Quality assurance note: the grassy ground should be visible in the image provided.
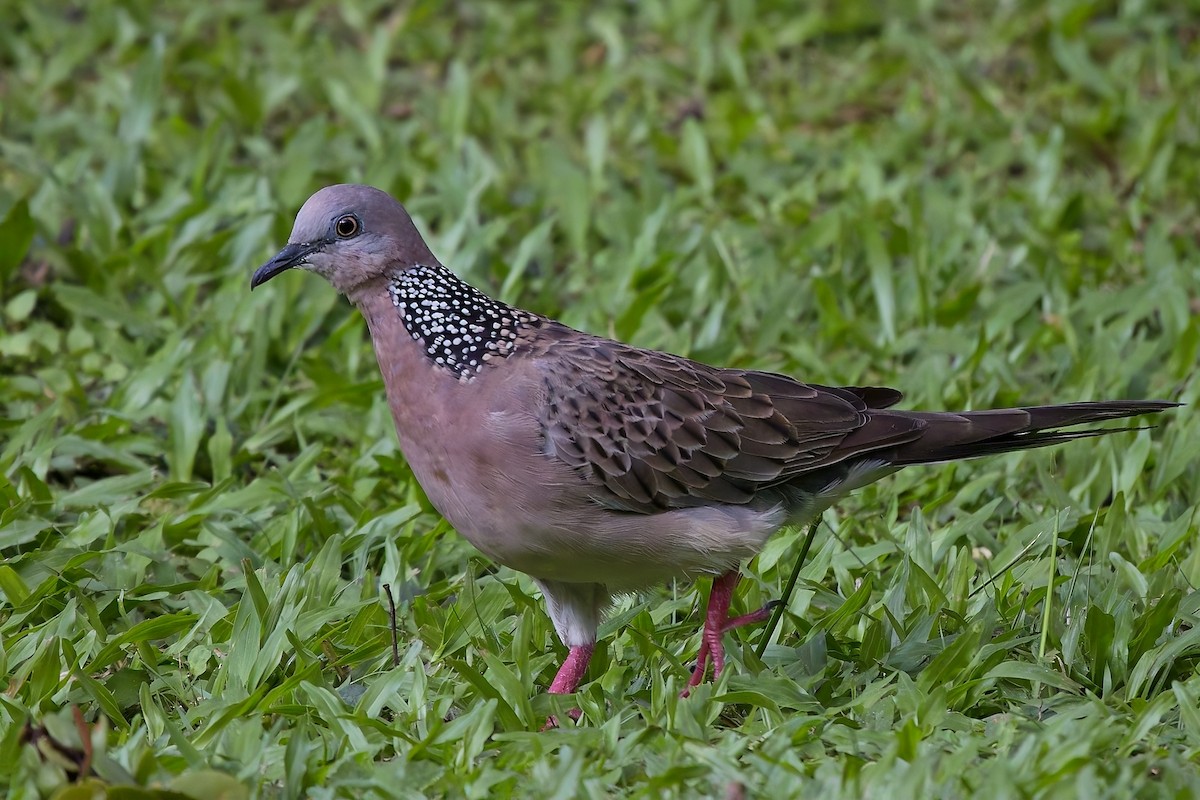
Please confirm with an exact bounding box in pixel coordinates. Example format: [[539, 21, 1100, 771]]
[[2, 1, 1199, 797]]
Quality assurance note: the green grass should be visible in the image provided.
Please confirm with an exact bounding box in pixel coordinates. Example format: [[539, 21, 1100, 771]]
[[2, 1, 1199, 797]]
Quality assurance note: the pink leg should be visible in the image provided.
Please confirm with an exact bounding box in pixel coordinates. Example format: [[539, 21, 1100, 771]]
[[543, 643, 594, 729], [548, 643, 594, 694], [682, 571, 775, 696]]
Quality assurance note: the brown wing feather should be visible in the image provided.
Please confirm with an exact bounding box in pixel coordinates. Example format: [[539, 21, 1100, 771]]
[[536, 329, 890, 512]]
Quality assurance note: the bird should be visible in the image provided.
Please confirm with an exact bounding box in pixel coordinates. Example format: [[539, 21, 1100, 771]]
[[251, 184, 1177, 717]]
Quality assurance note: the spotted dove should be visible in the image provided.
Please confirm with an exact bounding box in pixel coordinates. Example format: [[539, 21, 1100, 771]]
[[252, 184, 1177, 715]]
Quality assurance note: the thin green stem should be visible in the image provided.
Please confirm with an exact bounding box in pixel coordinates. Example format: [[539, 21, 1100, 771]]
[[755, 519, 821, 660]]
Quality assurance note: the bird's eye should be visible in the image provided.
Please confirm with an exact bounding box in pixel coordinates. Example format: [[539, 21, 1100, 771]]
[[335, 215, 360, 238]]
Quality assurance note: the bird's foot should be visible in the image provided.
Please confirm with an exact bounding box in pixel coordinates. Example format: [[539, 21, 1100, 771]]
[[541, 707, 583, 731], [680, 571, 779, 697]]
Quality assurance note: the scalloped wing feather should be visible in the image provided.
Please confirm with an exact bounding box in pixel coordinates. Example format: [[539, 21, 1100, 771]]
[[535, 329, 912, 513]]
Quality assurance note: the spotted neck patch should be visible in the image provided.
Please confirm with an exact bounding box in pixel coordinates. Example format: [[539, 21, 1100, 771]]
[[387, 264, 542, 380]]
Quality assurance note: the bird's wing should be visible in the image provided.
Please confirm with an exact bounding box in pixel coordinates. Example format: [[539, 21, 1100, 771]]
[[534, 327, 924, 513]]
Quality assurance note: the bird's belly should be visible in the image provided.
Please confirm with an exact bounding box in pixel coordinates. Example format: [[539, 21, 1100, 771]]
[[431, 472, 787, 590]]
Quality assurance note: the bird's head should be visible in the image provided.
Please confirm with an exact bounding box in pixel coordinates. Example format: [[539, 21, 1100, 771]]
[[251, 184, 437, 296]]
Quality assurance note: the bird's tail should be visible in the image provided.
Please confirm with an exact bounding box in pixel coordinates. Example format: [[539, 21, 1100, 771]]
[[885, 400, 1179, 466]]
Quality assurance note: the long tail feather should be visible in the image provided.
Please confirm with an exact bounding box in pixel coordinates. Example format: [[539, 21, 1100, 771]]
[[887, 400, 1179, 466]]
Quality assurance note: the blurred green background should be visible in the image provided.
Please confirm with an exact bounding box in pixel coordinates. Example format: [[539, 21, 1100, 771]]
[[1, 1, 1198, 797]]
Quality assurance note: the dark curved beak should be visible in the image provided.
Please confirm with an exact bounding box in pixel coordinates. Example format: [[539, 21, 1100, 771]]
[[250, 241, 319, 290]]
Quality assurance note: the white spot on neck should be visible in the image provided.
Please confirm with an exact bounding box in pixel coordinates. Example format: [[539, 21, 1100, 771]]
[[387, 264, 540, 379]]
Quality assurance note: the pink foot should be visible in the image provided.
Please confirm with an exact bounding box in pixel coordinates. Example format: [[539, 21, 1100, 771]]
[[542, 643, 594, 729], [681, 572, 777, 696]]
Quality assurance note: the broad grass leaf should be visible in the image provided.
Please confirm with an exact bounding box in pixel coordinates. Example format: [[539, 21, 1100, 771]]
[[0, 199, 34, 286], [983, 661, 1080, 693], [88, 613, 199, 673]]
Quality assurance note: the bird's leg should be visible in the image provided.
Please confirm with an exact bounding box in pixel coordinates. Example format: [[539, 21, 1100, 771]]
[[682, 571, 774, 695], [548, 643, 594, 694], [543, 643, 594, 729]]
